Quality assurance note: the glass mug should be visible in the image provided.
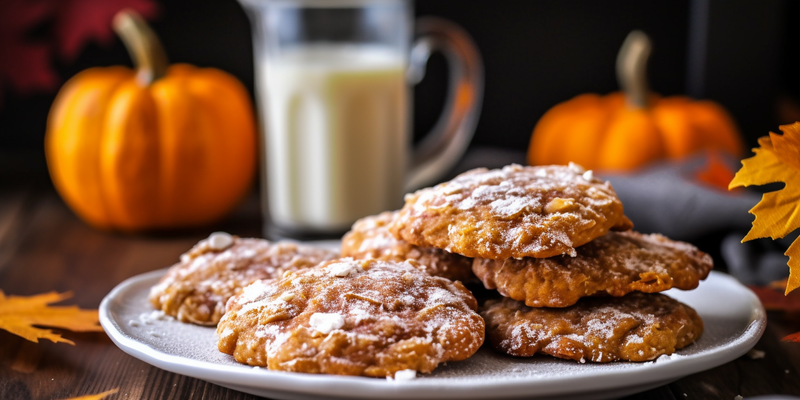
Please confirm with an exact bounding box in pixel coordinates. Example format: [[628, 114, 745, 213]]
[[239, 0, 483, 238]]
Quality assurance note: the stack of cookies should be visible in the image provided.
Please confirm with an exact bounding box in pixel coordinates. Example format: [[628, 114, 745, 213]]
[[346, 163, 712, 363], [149, 162, 713, 379]]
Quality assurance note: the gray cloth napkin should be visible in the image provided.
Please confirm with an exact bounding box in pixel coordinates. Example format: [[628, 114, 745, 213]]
[[604, 156, 758, 241]]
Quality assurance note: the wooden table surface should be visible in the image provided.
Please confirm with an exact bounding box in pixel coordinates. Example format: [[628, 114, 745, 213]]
[[2, 184, 800, 400]]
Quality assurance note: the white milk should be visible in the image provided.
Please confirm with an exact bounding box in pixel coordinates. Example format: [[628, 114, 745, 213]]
[[260, 45, 408, 231]]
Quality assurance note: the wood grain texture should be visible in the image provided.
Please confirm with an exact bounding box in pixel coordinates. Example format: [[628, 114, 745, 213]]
[[0, 186, 798, 400]]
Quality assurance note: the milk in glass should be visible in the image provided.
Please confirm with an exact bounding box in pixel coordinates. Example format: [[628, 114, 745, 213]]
[[261, 45, 408, 231]]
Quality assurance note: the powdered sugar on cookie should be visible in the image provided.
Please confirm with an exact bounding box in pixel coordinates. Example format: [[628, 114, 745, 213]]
[[328, 261, 363, 277], [309, 313, 345, 334]]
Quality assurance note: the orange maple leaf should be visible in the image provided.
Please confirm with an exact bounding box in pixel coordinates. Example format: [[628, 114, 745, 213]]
[[730, 122, 800, 295], [0, 290, 103, 344], [61, 389, 119, 400]]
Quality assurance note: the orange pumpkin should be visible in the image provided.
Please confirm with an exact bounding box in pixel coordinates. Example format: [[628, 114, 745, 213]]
[[45, 11, 256, 231], [528, 31, 745, 171]]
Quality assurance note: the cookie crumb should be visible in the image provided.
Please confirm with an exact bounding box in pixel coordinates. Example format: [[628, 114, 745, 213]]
[[568, 162, 585, 174], [328, 261, 361, 277], [746, 349, 765, 359], [309, 313, 345, 334], [544, 198, 575, 214], [394, 369, 417, 381], [208, 232, 234, 251], [657, 353, 682, 362], [582, 170, 594, 181], [139, 310, 172, 325], [280, 292, 295, 301]]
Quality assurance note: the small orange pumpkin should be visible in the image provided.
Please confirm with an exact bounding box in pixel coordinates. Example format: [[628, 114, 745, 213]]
[[46, 11, 256, 231], [528, 31, 745, 171]]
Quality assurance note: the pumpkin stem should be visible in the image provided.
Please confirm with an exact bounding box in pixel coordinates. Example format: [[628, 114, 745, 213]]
[[113, 10, 169, 86], [616, 30, 651, 109]]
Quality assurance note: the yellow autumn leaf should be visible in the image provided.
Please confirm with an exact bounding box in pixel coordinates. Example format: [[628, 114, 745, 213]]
[[730, 122, 800, 294], [61, 388, 119, 400], [0, 290, 103, 345]]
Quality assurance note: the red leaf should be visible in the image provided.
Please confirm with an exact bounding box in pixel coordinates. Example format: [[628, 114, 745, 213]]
[[0, 0, 53, 37], [0, 40, 58, 96], [748, 284, 800, 312], [54, 0, 159, 61], [750, 282, 800, 344], [0, 0, 58, 98], [783, 331, 800, 343], [694, 152, 738, 192]]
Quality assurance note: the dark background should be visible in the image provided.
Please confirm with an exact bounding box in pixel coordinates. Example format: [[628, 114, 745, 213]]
[[0, 0, 796, 186]]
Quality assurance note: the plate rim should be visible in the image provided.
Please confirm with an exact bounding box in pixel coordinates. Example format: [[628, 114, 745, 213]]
[[99, 269, 766, 399]]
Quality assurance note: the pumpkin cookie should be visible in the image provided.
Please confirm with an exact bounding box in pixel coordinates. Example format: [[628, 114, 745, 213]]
[[472, 230, 713, 308], [390, 164, 632, 260], [149, 232, 338, 326], [341, 211, 475, 283], [217, 258, 485, 378], [481, 293, 703, 362]]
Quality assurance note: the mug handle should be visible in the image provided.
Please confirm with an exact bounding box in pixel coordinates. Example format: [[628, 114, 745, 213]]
[[405, 17, 484, 192]]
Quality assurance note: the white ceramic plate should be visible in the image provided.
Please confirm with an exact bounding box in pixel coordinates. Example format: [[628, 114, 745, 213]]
[[99, 270, 765, 400]]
